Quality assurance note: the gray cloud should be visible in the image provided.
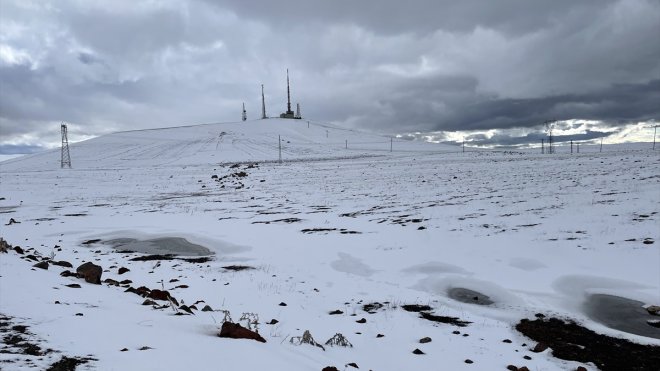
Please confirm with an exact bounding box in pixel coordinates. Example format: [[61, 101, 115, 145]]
[[0, 0, 658, 151]]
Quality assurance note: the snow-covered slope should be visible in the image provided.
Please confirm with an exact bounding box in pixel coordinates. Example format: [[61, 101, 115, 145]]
[[1, 119, 659, 371], [0, 119, 456, 171]]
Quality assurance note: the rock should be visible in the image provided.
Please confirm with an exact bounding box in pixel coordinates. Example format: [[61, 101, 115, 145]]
[[201, 305, 213, 312], [52, 260, 73, 268], [179, 305, 194, 314], [355, 318, 367, 323], [266, 319, 278, 325], [328, 309, 343, 315], [104, 278, 120, 286], [503, 339, 513, 343], [506, 366, 518, 371], [119, 279, 132, 285], [65, 284, 81, 288], [645, 305, 660, 316], [147, 289, 171, 301], [120, 348, 129, 352], [419, 337, 432, 344], [518, 367, 530, 371], [76, 262, 102, 284], [278, 302, 287, 306], [142, 299, 157, 306], [532, 342, 549, 353], [376, 334, 385, 338], [465, 359, 473, 364], [523, 355, 532, 360], [647, 319, 660, 328], [575, 367, 588, 371], [218, 322, 266, 343], [322, 367, 339, 371], [346, 363, 359, 368], [118, 267, 130, 275], [14, 246, 24, 254], [33, 261, 49, 270], [412, 348, 425, 355]]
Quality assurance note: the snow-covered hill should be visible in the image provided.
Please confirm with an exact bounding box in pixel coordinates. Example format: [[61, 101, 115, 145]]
[[1, 119, 457, 171], [1, 119, 659, 370]]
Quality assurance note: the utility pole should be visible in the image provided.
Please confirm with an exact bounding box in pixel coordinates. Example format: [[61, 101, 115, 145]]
[[390, 137, 393, 152], [571, 140, 573, 154], [653, 125, 657, 150], [242, 102, 247, 121], [278, 135, 282, 163], [600, 138, 603, 153], [577, 143, 580, 153], [541, 139, 545, 154], [261, 84, 267, 119], [462, 138, 465, 153], [544, 120, 555, 154], [61, 122, 71, 168], [345, 139, 347, 149]]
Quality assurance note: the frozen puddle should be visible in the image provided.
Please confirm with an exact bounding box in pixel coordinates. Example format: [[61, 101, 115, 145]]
[[448, 287, 494, 306], [103, 237, 213, 256], [584, 294, 660, 339]]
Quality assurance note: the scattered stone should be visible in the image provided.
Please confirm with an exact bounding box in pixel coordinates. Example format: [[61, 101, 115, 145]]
[[362, 302, 384, 313], [266, 319, 279, 325], [33, 261, 49, 270], [401, 304, 432, 312], [147, 289, 172, 302], [179, 305, 194, 315], [523, 356, 531, 360], [576, 367, 588, 371], [52, 260, 73, 268], [142, 299, 157, 306], [328, 309, 343, 315], [65, 284, 81, 288], [104, 278, 120, 286], [201, 305, 213, 312], [506, 366, 518, 371], [322, 367, 339, 371], [503, 339, 513, 343], [532, 342, 549, 353], [419, 311, 471, 327], [419, 337, 432, 344], [118, 267, 130, 275], [14, 246, 24, 254], [646, 305, 660, 316], [138, 346, 152, 351], [465, 359, 473, 364], [120, 348, 128, 352], [76, 262, 102, 284], [75, 313, 83, 316], [647, 319, 660, 328], [222, 265, 254, 271], [119, 279, 132, 285], [518, 367, 530, 371], [356, 318, 367, 323], [279, 302, 287, 306], [219, 322, 266, 343], [376, 334, 385, 338], [346, 362, 359, 368], [412, 348, 425, 355]]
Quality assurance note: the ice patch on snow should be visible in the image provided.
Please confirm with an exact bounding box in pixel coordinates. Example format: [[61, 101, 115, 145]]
[[584, 294, 660, 340], [330, 252, 375, 277], [413, 275, 523, 308]]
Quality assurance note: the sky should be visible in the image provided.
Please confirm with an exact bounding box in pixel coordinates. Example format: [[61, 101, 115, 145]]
[[0, 0, 659, 153]]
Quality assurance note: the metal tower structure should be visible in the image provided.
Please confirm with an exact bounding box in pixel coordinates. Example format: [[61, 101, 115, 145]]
[[61, 122, 71, 168], [261, 84, 267, 119], [286, 69, 292, 115], [242, 102, 247, 121]]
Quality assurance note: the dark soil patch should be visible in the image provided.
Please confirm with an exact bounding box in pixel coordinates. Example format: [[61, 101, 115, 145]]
[[47, 356, 95, 371], [516, 317, 660, 371], [419, 312, 471, 327], [252, 218, 303, 224], [222, 265, 254, 271], [301, 228, 337, 234], [401, 304, 432, 312]]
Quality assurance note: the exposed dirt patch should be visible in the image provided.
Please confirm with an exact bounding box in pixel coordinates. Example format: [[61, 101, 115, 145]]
[[516, 317, 660, 371], [47, 356, 95, 371], [222, 265, 255, 271], [401, 304, 432, 312], [419, 312, 471, 327]]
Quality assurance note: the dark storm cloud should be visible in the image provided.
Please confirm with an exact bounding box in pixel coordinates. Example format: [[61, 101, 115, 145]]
[[462, 130, 612, 147], [1, 0, 658, 151]]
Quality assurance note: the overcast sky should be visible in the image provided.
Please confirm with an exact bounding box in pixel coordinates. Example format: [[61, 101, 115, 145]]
[[1, 0, 659, 153]]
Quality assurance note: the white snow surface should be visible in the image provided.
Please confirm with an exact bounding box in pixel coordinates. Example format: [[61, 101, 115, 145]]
[[1, 118, 659, 370]]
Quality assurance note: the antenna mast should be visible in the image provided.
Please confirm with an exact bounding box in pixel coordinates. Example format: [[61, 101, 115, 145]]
[[286, 68, 292, 114], [242, 102, 247, 121], [261, 84, 267, 119], [61, 122, 72, 168]]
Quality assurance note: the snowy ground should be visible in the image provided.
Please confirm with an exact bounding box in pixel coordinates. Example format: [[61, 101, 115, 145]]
[[1, 119, 659, 370]]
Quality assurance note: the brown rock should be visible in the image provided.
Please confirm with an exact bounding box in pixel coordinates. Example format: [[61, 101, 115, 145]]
[[532, 342, 549, 353], [14, 246, 24, 254], [419, 337, 432, 344], [65, 284, 81, 288], [76, 262, 102, 284], [201, 305, 213, 312], [142, 299, 157, 306], [118, 267, 130, 275], [519, 367, 530, 371], [33, 261, 49, 270], [322, 367, 339, 371], [218, 322, 266, 343], [60, 270, 76, 277], [575, 367, 588, 371], [646, 305, 660, 316], [104, 278, 120, 286], [412, 348, 425, 355], [147, 289, 171, 301], [355, 318, 367, 323], [506, 366, 518, 371], [346, 363, 359, 368]]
